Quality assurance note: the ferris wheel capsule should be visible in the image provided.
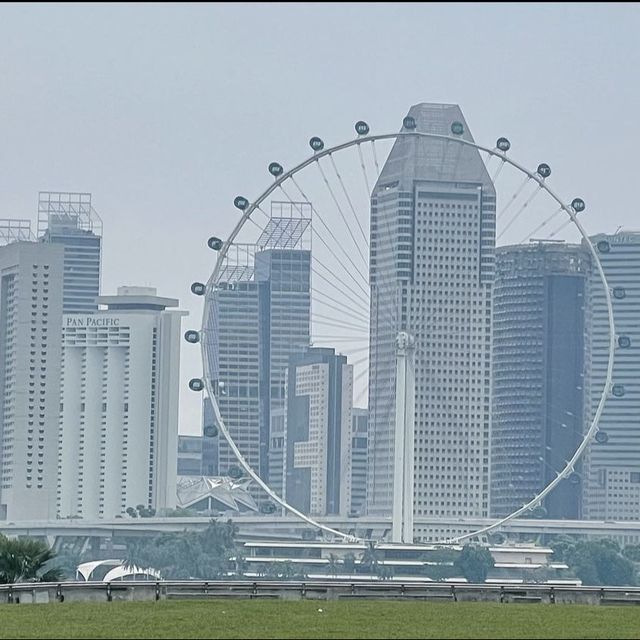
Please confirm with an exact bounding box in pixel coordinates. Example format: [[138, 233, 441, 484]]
[[402, 116, 416, 130], [355, 121, 370, 136], [451, 121, 464, 135], [596, 240, 611, 254], [234, 196, 249, 210], [203, 424, 218, 438], [184, 330, 200, 344], [571, 198, 586, 212], [612, 287, 626, 300], [612, 384, 626, 397], [496, 137, 511, 152], [207, 237, 223, 251], [536, 163, 551, 178], [309, 136, 324, 152], [191, 282, 206, 296], [618, 335, 631, 349], [188, 378, 204, 392], [268, 162, 283, 177], [568, 472, 581, 485], [595, 431, 609, 444]]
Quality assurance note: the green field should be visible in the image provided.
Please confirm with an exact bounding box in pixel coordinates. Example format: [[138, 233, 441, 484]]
[[0, 599, 639, 639]]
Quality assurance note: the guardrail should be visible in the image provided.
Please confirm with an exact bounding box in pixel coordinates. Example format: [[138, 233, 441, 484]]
[[2, 580, 640, 606]]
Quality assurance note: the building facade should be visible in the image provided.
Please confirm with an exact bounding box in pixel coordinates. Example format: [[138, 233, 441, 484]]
[[57, 287, 184, 519], [0, 240, 64, 520], [350, 408, 368, 516], [583, 231, 640, 520], [206, 209, 311, 492], [367, 104, 495, 537], [491, 242, 590, 519], [284, 348, 353, 517], [38, 192, 102, 314]]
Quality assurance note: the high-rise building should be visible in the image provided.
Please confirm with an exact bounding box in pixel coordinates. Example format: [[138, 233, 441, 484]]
[[284, 347, 353, 517], [201, 397, 219, 476], [0, 232, 64, 520], [350, 408, 368, 516], [177, 436, 204, 476], [57, 287, 185, 519], [177, 423, 218, 477], [367, 104, 495, 538], [583, 231, 640, 520], [38, 192, 102, 314], [491, 242, 590, 519], [207, 207, 311, 493]]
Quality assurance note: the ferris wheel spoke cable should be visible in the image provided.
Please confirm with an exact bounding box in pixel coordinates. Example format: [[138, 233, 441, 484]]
[[313, 297, 371, 325], [497, 176, 531, 221], [549, 216, 576, 238], [312, 255, 370, 302], [311, 288, 370, 322], [327, 153, 369, 250], [311, 265, 370, 309], [311, 228, 370, 297], [519, 206, 564, 244], [357, 143, 372, 202], [315, 158, 369, 268], [311, 313, 369, 333], [497, 185, 543, 241], [370, 139, 382, 179], [491, 158, 507, 183], [286, 178, 370, 290]]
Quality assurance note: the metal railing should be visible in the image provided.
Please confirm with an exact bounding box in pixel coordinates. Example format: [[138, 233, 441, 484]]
[[1, 580, 640, 606]]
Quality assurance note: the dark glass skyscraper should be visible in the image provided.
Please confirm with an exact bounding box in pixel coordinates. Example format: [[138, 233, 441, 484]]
[[491, 242, 590, 519]]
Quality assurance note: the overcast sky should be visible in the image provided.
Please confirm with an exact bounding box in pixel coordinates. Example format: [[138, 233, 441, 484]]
[[0, 2, 638, 435]]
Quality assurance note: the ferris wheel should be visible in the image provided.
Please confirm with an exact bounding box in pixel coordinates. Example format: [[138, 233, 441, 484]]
[[185, 110, 620, 545]]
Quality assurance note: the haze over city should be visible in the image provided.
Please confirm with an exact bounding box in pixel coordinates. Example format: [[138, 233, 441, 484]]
[[1, 4, 640, 638]]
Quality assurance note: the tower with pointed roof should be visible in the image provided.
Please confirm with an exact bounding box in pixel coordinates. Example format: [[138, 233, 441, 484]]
[[367, 104, 495, 539]]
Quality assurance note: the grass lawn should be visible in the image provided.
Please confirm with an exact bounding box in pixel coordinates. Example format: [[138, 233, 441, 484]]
[[0, 599, 639, 639]]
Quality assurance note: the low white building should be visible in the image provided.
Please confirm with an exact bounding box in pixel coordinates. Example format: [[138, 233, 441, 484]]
[[57, 286, 186, 519]]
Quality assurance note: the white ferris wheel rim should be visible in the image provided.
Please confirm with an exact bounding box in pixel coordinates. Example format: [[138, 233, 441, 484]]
[[198, 129, 616, 546]]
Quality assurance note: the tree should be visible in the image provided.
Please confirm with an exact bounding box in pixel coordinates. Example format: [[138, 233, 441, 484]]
[[454, 544, 494, 583], [123, 519, 239, 580], [343, 553, 357, 575], [326, 554, 340, 577], [552, 538, 636, 586], [0, 535, 63, 584], [360, 543, 381, 574], [623, 545, 640, 562]]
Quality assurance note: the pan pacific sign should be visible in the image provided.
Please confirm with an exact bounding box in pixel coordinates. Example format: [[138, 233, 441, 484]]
[[64, 316, 120, 328]]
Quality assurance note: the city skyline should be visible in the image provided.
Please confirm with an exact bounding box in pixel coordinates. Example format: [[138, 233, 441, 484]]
[[1, 3, 638, 435]]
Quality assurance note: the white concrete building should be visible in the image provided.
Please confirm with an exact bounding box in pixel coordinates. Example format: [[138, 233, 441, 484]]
[[57, 286, 186, 519], [284, 348, 353, 517], [0, 240, 64, 520]]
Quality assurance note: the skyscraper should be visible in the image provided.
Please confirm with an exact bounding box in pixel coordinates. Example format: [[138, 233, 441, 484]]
[[583, 231, 640, 520], [38, 192, 102, 314], [350, 408, 369, 516], [491, 242, 590, 519], [57, 287, 185, 519], [284, 347, 353, 517], [0, 234, 64, 520], [367, 104, 495, 538], [207, 206, 311, 492]]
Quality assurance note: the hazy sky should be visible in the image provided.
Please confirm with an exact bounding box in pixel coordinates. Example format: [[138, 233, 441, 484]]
[[1, 3, 638, 435]]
